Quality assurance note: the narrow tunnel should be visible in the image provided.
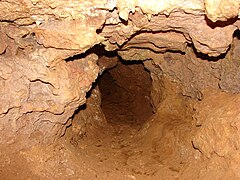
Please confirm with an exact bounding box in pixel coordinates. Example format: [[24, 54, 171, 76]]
[[98, 60, 153, 127], [68, 50, 155, 143], [2, 1, 240, 179], [67, 46, 155, 137], [64, 46, 196, 179]]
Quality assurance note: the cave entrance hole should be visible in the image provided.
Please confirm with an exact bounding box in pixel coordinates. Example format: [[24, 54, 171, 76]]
[[66, 45, 154, 127], [97, 59, 153, 127], [67, 46, 155, 144]]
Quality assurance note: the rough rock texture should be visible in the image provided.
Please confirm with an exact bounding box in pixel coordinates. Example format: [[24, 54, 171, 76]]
[[219, 31, 240, 93], [193, 90, 240, 158], [205, 0, 239, 22], [187, 89, 240, 179], [70, 85, 107, 145], [102, 11, 237, 56], [97, 54, 119, 74], [1, 0, 240, 179], [134, 77, 196, 173], [0, 44, 99, 150]]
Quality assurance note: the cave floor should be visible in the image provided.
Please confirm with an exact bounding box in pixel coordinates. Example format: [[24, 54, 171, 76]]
[[0, 101, 191, 180], [67, 119, 180, 180]]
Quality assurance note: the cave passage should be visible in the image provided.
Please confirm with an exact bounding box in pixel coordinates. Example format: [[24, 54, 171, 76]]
[[98, 60, 153, 127]]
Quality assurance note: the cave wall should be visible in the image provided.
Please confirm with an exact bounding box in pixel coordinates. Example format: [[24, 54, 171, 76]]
[[69, 84, 107, 146], [0, 50, 99, 151], [0, 24, 100, 151], [0, 2, 240, 176]]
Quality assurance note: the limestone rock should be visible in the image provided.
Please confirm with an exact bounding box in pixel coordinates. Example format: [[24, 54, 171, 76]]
[[34, 18, 105, 52], [100, 11, 237, 57], [117, 0, 204, 21], [0, 31, 7, 54], [118, 31, 187, 60], [70, 85, 107, 144], [190, 89, 240, 178], [0, 49, 99, 150], [205, 0, 239, 22], [219, 33, 240, 93]]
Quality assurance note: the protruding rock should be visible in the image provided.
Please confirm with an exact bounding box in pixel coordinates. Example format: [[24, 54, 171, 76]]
[[205, 0, 239, 22]]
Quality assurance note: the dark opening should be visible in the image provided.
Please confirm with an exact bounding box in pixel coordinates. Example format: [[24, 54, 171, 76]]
[[98, 59, 153, 127]]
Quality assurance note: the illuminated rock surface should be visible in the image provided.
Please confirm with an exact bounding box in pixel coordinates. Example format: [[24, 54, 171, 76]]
[[0, 0, 240, 179]]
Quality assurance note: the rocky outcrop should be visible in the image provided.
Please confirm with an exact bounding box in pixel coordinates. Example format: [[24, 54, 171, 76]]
[[190, 89, 240, 179], [101, 8, 238, 57], [0, 45, 99, 151], [205, 0, 239, 22], [70, 85, 107, 145]]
